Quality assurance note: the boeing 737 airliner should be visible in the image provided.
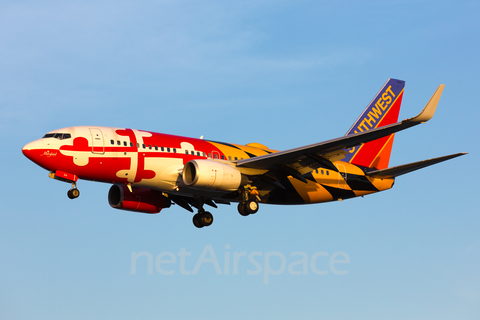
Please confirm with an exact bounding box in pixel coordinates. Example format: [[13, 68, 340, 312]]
[[22, 79, 466, 228]]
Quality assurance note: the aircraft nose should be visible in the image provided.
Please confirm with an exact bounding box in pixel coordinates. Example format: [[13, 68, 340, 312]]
[[22, 140, 44, 160]]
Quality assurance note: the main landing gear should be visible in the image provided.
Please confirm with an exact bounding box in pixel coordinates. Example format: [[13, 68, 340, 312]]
[[237, 186, 260, 216], [186, 187, 261, 228], [192, 210, 214, 228], [67, 182, 80, 199], [238, 200, 259, 216], [191, 198, 214, 228]]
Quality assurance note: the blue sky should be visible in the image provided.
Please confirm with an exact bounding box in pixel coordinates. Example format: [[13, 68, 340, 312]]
[[1, 1, 478, 319]]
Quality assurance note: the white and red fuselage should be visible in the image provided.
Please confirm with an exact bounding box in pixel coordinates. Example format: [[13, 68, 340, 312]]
[[22, 80, 465, 228], [22, 125, 393, 212]]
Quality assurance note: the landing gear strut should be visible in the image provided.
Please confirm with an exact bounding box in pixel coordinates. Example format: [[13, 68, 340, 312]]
[[67, 182, 80, 199]]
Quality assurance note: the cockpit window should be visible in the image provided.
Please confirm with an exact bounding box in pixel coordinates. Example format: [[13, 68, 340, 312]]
[[42, 133, 71, 140]]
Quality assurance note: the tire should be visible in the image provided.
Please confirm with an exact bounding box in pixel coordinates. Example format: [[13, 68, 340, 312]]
[[71, 189, 80, 198], [238, 202, 249, 216], [201, 212, 214, 226], [193, 214, 204, 228]]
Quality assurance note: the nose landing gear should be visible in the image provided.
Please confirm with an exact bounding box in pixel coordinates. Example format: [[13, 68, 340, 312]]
[[48, 171, 80, 199]]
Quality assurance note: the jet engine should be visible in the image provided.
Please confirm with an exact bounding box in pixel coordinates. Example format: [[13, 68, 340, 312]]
[[182, 159, 242, 191], [108, 184, 171, 214]]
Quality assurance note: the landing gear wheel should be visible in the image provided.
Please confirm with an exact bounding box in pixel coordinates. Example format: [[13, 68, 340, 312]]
[[71, 189, 80, 198], [193, 212, 214, 228], [67, 188, 80, 199], [201, 212, 213, 227], [238, 202, 249, 216], [245, 200, 258, 214], [193, 214, 204, 228]]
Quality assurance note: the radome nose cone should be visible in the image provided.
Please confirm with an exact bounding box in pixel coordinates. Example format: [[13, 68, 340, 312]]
[[22, 143, 34, 160], [22, 140, 43, 160]]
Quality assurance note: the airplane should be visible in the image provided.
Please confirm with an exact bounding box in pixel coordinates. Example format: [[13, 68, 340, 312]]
[[22, 79, 466, 228]]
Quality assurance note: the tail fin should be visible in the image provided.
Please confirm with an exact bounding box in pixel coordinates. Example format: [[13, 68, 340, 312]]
[[343, 78, 405, 169]]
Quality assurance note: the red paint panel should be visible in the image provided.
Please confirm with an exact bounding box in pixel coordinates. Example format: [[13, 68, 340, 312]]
[[55, 170, 78, 182]]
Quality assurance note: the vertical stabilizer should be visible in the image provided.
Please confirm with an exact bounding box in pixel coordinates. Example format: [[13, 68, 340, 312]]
[[343, 79, 405, 169]]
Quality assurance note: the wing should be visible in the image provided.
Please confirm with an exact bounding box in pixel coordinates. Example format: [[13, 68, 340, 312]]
[[236, 85, 445, 182]]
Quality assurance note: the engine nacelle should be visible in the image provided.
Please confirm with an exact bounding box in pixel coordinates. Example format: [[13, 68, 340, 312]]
[[108, 184, 171, 214], [182, 159, 242, 191]]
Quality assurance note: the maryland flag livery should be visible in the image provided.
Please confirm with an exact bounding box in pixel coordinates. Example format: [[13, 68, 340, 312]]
[[23, 79, 466, 228]]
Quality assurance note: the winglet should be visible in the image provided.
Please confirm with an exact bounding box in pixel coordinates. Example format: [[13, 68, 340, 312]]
[[408, 84, 444, 123]]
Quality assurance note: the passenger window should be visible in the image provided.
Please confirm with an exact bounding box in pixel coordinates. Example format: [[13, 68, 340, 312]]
[[167, 147, 170, 152], [221, 155, 225, 160], [321, 170, 324, 175], [228, 156, 231, 160], [208, 153, 211, 158], [197, 152, 200, 156], [173, 148, 177, 153], [161, 147, 164, 151], [191, 151, 194, 155], [234, 157, 238, 161], [214, 154, 218, 159], [142, 144, 146, 149], [326, 171, 329, 176], [136, 143, 140, 148], [148, 145, 152, 150], [155, 146, 158, 151], [185, 150, 189, 154], [124, 141, 127, 146], [111, 140, 114, 145], [117, 141, 121, 145], [130, 142, 133, 147], [315, 169, 318, 174]]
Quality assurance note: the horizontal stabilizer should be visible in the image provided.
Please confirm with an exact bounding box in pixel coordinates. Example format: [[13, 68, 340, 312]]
[[366, 153, 467, 178]]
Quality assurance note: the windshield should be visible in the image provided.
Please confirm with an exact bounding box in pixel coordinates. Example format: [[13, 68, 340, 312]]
[[42, 133, 72, 140]]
